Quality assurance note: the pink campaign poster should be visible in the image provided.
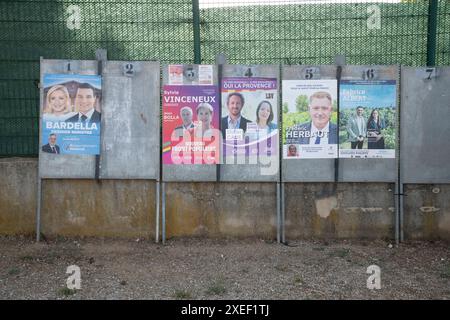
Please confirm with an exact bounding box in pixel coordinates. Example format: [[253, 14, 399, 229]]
[[162, 85, 220, 164]]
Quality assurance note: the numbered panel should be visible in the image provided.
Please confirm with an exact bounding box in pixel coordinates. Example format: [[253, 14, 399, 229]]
[[39, 59, 160, 179], [220, 64, 280, 182], [162, 64, 219, 182], [338, 65, 399, 182], [401, 66, 450, 183], [282, 65, 337, 182], [39, 59, 99, 178], [100, 61, 160, 179]]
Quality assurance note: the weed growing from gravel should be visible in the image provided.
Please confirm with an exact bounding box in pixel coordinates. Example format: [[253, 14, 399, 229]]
[[294, 276, 304, 285], [8, 268, 20, 276], [206, 279, 226, 296], [275, 264, 289, 272], [329, 248, 350, 258], [19, 255, 33, 261], [174, 289, 192, 299], [59, 287, 77, 296], [440, 265, 450, 279]]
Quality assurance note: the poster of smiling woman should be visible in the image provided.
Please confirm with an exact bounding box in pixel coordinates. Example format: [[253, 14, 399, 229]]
[[41, 74, 102, 155]]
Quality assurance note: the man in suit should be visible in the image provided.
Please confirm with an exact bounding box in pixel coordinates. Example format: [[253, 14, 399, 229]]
[[174, 106, 195, 131], [288, 91, 337, 145], [66, 83, 101, 124], [346, 106, 367, 149], [221, 92, 251, 140], [42, 133, 60, 154], [173, 106, 195, 140]]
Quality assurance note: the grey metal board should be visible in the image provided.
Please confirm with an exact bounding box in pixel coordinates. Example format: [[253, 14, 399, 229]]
[[400, 66, 450, 183], [100, 61, 160, 179], [339, 65, 399, 182], [220, 64, 280, 182], [39, 59, 98, 179], [162, 64, 219, 182], [282, 65, 337, 182]]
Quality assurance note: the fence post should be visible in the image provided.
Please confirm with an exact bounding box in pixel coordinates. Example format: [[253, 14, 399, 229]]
[[192, 0, 201, 64], [426, 0, 439, 66]]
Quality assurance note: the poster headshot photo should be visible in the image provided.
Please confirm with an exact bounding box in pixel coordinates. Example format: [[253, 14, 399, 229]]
[[41, 74, 102, 155], [221, 77, 278, 162], [162, 85, 220, 165], [339, 80, 397, 159], [282, 79, 338, 159]]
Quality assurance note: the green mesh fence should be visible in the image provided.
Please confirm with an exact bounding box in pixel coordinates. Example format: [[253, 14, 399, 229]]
[[0, 0, 447, 156], [200, 0, 429, 65], [437, 0, 450, 65]]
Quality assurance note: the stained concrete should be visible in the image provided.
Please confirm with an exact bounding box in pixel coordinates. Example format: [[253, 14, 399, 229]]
[[403, 184, 450, 240], [165, 182, 277, 238], [285, 183, 396, 239], [0, 158, 37, 235], [41, 179, 156, 238], [1, 158, 450, 240], [1, 158, 156, 238]]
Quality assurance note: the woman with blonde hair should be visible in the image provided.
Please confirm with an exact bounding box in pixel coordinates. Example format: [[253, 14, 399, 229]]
[[195, 102, 214, 137], [43, 85, 73, 120]]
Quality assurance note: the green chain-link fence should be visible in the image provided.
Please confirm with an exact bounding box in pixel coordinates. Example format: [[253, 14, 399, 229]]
[[0, 0, 447, 156]]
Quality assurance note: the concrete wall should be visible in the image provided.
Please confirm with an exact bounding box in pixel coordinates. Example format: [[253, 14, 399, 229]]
[[285, 183, 395, 239], [165, 182, 277, 238], [0, 158, 156, 238], [404, 184, 450, 240], [41, 179, 156, 238], [1, 158, 450, 240], [0, 158, 37, 235]]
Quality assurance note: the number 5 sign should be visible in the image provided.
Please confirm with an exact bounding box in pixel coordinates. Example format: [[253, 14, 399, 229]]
[[302, 67, 321, 80]]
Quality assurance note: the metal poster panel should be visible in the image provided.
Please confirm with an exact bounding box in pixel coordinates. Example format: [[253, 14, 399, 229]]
[[41, 74, 102, 155], [400, 66, 450, 183], [162, 85, 220, 165], [339, 80, 397, 159], [99, 60, 160, 179], [221, 77, 278, 164], [282, 79, 338, 159]]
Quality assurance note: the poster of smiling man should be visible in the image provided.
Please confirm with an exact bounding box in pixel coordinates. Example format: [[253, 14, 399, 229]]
[[41, 74, 102, 155], [282, 79, 338, 159]]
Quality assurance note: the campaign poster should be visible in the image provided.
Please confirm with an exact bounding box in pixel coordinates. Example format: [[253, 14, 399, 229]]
[[221, 77, 278, 162], [162, 85, 220, 164], [41, 74, 102, 155], [339, 80, 397, 158], [282, 80, 338, 159]]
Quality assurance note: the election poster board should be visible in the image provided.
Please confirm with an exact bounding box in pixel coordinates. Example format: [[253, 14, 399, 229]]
[[162, 85, 220, 164], [41, 74, 102, 155], [221, 77, 278, 163], [339, 80, 397, 158], [282, 79, 338, 159]]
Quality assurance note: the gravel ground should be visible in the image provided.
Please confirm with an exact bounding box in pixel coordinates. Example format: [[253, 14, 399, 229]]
[[0, 236, 449, 300]]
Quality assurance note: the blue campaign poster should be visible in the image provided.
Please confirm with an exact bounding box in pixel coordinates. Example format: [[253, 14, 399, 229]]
[[41, 74, 102, 155]]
